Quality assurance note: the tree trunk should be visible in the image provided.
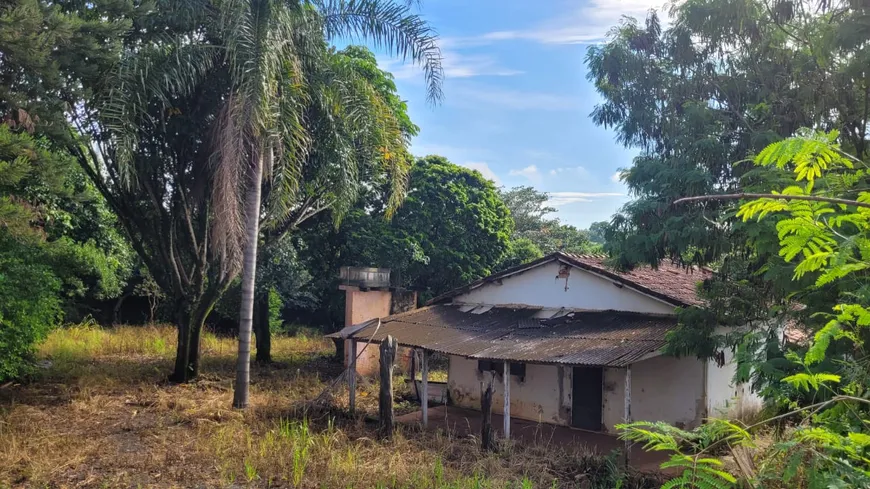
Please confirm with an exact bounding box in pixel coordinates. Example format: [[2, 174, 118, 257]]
[[169, 296, 215, 383], [233, 150, 264, 409], [170, 299, 194, 383], [254, 290, 272, 364]]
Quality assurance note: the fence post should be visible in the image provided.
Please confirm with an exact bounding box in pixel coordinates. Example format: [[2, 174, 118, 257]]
[[378, 335, 398, 438], [480, 375, 494, 451]]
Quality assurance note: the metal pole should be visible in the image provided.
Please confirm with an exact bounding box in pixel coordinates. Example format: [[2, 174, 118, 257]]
[[503, 361, 511, 439], [421, 349, 429, 429]]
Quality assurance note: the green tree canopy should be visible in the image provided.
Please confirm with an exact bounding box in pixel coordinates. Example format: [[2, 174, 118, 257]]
[[497, 186, 598, 265], [0, 123, 132, 380], [298, 154, 513, 327], [586, 0, 870, 372]]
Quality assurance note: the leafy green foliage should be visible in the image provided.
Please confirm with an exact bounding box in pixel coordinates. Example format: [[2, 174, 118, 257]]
[[498, 186, 598, 260], [0, 231, 63, 381], [634, 133, 870, 487], [618, 420, 747, 489], [296, 155, 513, 328], [587, 1, 870, 394], [0, 123, 131, 380], [498, 237, 544, 270]]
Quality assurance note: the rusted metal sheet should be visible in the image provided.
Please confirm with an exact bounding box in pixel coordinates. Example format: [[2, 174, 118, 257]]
[[339, 305, 676, 368]]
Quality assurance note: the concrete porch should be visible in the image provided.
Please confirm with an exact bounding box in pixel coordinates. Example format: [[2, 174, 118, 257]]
[[396, 405, 667, 472]]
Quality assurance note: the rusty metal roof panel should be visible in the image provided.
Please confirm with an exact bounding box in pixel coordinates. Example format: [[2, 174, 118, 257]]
[[342, 305, 676, 367]]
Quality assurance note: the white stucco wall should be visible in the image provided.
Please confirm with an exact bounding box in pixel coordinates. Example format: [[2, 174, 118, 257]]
[[602, 355, 705, 432], [448, 353, 705, 431], [447, 355, 573, 425], [706, 347, 763, 419], [453, 261, 676, 314]]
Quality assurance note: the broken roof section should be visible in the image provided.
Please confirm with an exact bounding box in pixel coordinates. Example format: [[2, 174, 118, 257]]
[[329, 304, 677, 367], [428, 251, 712, 308]]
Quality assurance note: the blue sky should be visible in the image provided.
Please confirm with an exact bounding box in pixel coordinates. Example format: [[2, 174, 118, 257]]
[[373, 0, 666, 229]]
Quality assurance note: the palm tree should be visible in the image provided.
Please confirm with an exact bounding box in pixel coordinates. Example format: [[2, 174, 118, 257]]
[[202, 0, 442, 409], [252, 44, 421, 364], [95, 0, 440, 393]]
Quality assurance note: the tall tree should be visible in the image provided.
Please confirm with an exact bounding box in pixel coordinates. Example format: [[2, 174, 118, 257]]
[[586, 0, 870, 371], [308, 155, 513, 301], [251, 45, 420, 363], [193, 0, 441, 408], [498, 186, 596, 262], [0, 0, 441, 389]]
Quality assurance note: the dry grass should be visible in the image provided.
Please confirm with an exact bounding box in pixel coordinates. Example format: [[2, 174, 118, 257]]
[[0, 324, 660, 488]]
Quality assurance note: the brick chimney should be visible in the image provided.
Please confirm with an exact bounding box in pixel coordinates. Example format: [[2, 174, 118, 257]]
[[339, 267, 417, 376]]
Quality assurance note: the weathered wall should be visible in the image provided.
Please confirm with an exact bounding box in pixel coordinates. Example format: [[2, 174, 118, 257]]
[[454, 261, 675, 314], [390, 289, 418, 314], [448, 354, 706, 432], [343, 287, 392, 376], [706, 346, 763, 419], [447, 355, 572, 425], [602, 355, 705, 432]]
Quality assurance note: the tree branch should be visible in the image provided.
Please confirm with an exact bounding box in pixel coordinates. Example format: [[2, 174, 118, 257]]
[[673, 193, 870, 209]]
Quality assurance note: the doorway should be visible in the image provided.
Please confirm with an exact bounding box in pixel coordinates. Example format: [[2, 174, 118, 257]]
[[572, 366, 603, 430]]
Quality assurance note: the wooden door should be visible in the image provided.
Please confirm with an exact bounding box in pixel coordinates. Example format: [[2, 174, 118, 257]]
[[572, 366, 603, 430]]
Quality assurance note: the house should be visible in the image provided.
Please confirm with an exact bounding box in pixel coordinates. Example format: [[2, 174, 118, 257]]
[[331, 252, 762, 434]]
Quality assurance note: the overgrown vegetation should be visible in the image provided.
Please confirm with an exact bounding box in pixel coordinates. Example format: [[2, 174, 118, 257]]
[[620, 133, 870, 487], [0, 325, 661, 488]]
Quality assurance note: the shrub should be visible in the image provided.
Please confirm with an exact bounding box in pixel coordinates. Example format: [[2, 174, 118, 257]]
[[0, 232, 63, 381]]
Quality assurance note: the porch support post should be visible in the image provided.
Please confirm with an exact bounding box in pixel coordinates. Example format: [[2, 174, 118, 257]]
[[348, 339, 357, 414], [503, 361, 511, 439], [421, 349, 429, 429], [624, 364, 632, 465]]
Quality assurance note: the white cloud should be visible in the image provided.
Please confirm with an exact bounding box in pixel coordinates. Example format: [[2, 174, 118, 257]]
[[457, 0, 667, 46], [546, 191, 624, 206], [378, 39, 522, 81], [610, 171, 623, 183], [550, 166, 591, 178], [462, 161, 501, 185], [452, 85, 582, 111], [509, 164, 542, 182]]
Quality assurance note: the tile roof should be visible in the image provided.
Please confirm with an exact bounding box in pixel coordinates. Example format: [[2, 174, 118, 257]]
[[429, 252, 711, 307], [558, 253, 711, 307], [329, 304, 677, 367]]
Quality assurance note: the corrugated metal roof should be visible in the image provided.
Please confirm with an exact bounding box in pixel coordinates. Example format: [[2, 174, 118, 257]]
[[331, 305, 676, 367]]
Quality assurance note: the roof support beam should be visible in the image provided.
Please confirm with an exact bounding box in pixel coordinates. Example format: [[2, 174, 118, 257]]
[[503, 361, 511, 439], [348, 339, 357, 415], [624, 364, 632, 466], [421, 349, 429, 429]]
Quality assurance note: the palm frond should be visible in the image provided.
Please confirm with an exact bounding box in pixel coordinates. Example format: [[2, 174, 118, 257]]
[[312, 0, 443, 104], [98, 35, 219, 186], [209, 95, 249, 280]]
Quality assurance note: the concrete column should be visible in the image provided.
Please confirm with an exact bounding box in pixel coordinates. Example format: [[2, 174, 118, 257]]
[[503, 361, 511, 439], [340, 285, 392, 376]]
